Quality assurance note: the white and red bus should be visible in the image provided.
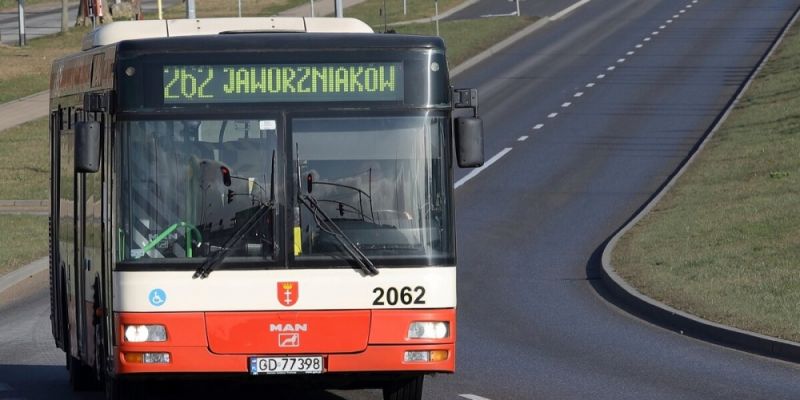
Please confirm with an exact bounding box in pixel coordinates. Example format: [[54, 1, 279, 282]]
[[49, 17, 483, 400]]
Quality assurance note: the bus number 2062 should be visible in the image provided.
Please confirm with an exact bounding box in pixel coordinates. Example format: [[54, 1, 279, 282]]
[[372, 286, 426, 306]]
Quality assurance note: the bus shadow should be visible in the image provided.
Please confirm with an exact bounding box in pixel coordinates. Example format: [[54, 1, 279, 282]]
[[0, 364, 357, 400]]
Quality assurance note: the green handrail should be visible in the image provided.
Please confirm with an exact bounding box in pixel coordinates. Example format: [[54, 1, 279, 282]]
[[139, 222, 203, 258]]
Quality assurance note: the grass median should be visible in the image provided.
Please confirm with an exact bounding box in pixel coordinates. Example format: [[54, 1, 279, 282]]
[[612, 23, 800, 342]]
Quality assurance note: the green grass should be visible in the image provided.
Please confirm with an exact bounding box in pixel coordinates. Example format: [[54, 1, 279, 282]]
[[612, 23, 800, 342], [0, 26, 90, 103], [395, 16, 536, 66], [0, 117, 49, 200], [0, 214, 48, 277], [0, 0, 54, 11], [150, 0, 307, 20], [345, 0, 462, 27]]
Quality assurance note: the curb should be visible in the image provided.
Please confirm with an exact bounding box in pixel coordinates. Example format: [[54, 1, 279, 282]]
[[385, 0, 480, 27], [599, 5, 800, 363], [0, 257, 48, 295]]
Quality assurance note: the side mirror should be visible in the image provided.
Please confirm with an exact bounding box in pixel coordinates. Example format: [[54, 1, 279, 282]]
[[455, 117, 484, 168], [75, 121, 101, 173]]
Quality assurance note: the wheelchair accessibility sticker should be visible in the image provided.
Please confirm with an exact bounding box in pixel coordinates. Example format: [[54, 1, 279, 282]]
[[149, 288, 167, 307]]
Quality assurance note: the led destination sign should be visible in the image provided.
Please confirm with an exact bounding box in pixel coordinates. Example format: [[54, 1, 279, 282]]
[[162, 63, 403, 104]]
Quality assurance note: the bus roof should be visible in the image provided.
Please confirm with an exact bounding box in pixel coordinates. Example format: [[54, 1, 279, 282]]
[[82, 17, 374, 50]]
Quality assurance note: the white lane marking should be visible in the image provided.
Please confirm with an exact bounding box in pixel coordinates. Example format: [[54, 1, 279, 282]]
[[586, 82, 596, 87], [517, 135, 529, 141], [533, 123, 544, 130], [480, 11, 518, 18], [550, 0, 592, 21], [561, 102, 572, 108], [652, 31, 659, 35], [635, 43, 643, 48], [454, 148, 513, 189], [460, 395, 493, 400], [617, 58, 625, 63], [548, 112, 559, 118], [607, 65, 616, 71], [644, 37, 651, 41], [673, 14, 680, 18], [597, 74, 606, 79], [667, 19, 673, 23], [627, 51, 635, 55], [574, 92, 584, 97], [686, 4, 692, 8], [680, 9, 686, 13], [660, 25, 666, 29]]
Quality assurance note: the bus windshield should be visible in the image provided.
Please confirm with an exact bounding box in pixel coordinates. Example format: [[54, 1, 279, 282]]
[[116, 119, 277, 264], [293, 115, 452, 265]]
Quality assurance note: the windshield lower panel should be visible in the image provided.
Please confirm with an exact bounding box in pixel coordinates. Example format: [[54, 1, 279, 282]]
[[292, 114, 454, 267], [116, 119, 278, 268]]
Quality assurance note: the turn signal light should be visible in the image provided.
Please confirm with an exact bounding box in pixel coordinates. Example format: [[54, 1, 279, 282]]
[[124, 352, 171, 364]]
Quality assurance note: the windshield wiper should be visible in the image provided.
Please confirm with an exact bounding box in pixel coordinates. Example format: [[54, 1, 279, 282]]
[[298, 193, 379, 276], [194, 150, 277, 280], [192, 201, 273, 279]]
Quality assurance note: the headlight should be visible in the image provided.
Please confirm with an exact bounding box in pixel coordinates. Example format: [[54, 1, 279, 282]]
[[124, 325, 167, 342], [407, 321, 449, 339]]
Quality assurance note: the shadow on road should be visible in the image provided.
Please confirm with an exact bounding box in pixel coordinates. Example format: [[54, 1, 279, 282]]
[[0, 364, 358, 399]]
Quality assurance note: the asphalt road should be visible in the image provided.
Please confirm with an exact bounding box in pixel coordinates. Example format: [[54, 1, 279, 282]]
[[3, 0, 800, 399]]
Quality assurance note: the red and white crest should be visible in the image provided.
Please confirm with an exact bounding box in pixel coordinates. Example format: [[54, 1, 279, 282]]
[[277, 281, 299, 307]]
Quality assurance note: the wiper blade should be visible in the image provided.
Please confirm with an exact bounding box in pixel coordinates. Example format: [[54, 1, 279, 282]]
[[299, 194, 379, 276], [193, 202, 273, 279]]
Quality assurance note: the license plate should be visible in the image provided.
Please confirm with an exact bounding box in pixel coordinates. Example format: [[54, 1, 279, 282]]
[[249, 356, 324, 375]]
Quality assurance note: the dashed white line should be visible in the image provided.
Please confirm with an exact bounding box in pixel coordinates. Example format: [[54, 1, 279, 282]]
[[607, 66, 616, 71], [561, 102, 572, 108], [548, 112, 559, 118], [635, 43, 643, 48], [460, 395, 492, 400], [667, 19, 673, 23], [644, 37, 651, 41], [617, 58, 626, 63], [652, 31, 659, 35], [517, 135, 529, 141], [533, 123, 544, 130], [680, 9, 686, 13], [454, 148, 513, 189], [586, 82, 596, 88], [660, 25, 667, 29], [627, 51, 635, 55], [686, 4, 692, 8], [673, 14, 680, 18], [574, 92, 584, 97], [597, 74, 606, 79]]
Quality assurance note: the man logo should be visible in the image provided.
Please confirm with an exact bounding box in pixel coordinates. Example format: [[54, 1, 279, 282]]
[[277, 281, 299, 306], [269, 323, 308, 332]]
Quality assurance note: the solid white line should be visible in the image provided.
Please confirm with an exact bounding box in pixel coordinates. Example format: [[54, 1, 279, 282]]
[[562, 102, 572, 108], [548, 112, 559, 118], [586, 82, 596, 88], [460, 395, 492, 400], [574, 92, 584, 97], [533, 123, 544, 130], [550, 0, 592, 21], [481, 11, 518, 18], [517, 135, 529, 141], [454, 148, 513, 189]]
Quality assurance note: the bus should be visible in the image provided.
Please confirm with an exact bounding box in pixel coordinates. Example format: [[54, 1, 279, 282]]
[[49, 17, 483, 400]]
